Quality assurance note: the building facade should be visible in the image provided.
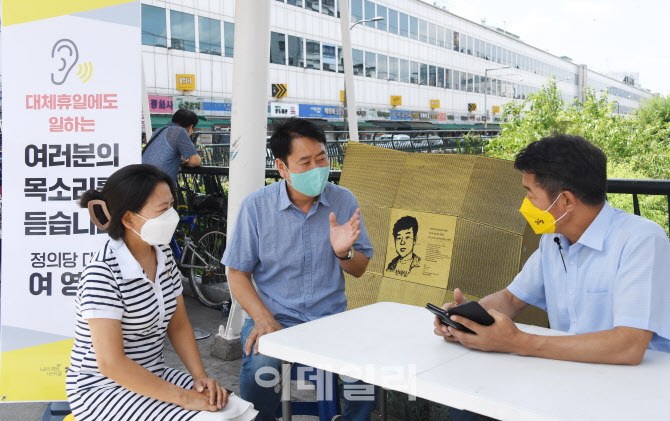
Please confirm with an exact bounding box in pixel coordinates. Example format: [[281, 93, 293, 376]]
[[141, 0, 653, 132]]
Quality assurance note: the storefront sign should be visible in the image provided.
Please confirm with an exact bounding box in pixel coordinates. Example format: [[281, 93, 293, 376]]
[[270, 102, 299, 117], [148, 95, 173, 114], [390, 109, 412, 121], [299, 104, 340, 119]]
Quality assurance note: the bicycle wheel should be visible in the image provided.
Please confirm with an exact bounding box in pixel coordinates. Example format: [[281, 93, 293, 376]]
[[189, 226, 229, 309]]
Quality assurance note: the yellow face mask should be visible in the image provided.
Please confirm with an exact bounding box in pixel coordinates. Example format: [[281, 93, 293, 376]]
[[519, 193, 566, 235]]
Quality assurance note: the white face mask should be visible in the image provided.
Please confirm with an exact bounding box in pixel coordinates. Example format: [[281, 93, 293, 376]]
[[131, 208, 179, 245]]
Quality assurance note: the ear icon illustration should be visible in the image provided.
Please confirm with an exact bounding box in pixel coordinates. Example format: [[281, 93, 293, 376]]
[[51, 39, 79, 85]]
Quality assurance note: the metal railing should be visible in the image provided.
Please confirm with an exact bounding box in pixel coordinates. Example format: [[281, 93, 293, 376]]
[[195, 132, 495, 168], [179, 167, 670, 233]]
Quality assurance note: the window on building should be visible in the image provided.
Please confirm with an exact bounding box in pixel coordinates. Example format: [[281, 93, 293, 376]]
[[198, 16, 221, 55], [364, 1, 375, 27], [461, 72, 467, 91], [410, 61, 419, 84], [453, 70, 460, 90], [420, 63, 428, 85], [485, 43, 491, 60], [474, 38, 480, 58], [467, 73, 474, 92], [400, 59, 409, 83], [437, 26, 444, 48], [496, 46, 502, 64], [287, 35, 304, 67], [388, 9, 398, 34], [474, 75, 480, 93], [445, 29, 452, 50], [399, 12, 408, 37], [428, 23, 436, 45], [305, 0, 319, 12], [141, 4, 167, 47], [377, 54, 388, 79], [224, 22, 234, 57], [466, 36, 473, 55], [389, 57, 399, 81], [419, 19, 427, 43], [270, 32, 286, 65], [376, 5, 387, 30], [365, 51, 376, 77], [409, 16, 418, 40], [170, 10, 195, 52], [491, 44, 497, 62], [438, 67, 445, 88], [446, 68, 452, 89], [351, 0, 363, 22], [322, 43, 336, 71], [322, 0, 335, 16], [306, 40, 320, 69], [287, 0, 303, 7], [429, 65, 436, 87], [353, 49, 364, 75], [497, 79, 502, 96], [338, 45, 344, 73]]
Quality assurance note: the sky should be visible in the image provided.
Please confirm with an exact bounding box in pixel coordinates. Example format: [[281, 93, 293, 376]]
[[424, 0, 670, 95]]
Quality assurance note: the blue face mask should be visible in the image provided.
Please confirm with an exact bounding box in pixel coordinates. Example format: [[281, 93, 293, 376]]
[[284, 163, 330, 197]]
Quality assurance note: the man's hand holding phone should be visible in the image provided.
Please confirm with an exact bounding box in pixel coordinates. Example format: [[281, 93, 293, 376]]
[[433, 288, 469, 342]]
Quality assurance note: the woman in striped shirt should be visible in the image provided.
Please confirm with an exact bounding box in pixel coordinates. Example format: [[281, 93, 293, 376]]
[[66, 165, 247, 420]]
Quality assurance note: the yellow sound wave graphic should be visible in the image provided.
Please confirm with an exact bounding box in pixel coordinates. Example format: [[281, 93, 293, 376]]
[[76, 62, 93, 83]]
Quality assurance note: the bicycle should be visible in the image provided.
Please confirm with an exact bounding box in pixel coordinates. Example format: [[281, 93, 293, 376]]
[[170, 211, 229, 309]]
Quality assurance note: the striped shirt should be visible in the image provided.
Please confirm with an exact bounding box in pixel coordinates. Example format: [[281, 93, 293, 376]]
[[66, 237, 199, 421]]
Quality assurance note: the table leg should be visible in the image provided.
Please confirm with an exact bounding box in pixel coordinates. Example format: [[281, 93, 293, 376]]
[[378, 387, 387, 421], [281, 361, 292, 421]]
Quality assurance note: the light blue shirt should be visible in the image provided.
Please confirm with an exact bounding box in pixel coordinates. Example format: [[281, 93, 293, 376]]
[[508, 202, 670, 352], [222, 180, 373, 328]]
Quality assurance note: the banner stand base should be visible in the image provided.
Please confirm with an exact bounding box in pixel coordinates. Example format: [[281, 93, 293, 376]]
[[40, 402, 71, 421]]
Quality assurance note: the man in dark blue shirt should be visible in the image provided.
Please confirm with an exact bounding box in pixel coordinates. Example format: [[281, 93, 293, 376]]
[[142, 109, 201, 181]]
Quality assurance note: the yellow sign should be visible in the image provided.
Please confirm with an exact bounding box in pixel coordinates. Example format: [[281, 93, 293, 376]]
[[384, 210, 457, 289], [468, 103, 477, 112], [492, 105, 501, 114], [430, 100, 440, 109], [391, 96, 402, 106], [272, 84, 287, 98], [176, 74, 196, 91], [340, 90, 345, 103]]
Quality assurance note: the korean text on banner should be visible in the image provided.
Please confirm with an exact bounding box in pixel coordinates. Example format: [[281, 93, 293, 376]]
[[0, 0, 142, 402]]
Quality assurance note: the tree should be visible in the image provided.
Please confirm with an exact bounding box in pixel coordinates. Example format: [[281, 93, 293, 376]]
[[485, 78, 670, 234]]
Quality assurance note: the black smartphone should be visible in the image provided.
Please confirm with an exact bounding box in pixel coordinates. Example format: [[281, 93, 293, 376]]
[[427, 301, 495, 335]]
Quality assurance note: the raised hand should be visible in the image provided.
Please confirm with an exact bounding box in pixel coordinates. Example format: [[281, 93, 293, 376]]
[[329, 209, 361, 257]]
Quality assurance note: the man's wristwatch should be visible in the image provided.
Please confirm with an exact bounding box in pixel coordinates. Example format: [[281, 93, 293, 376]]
[[336, 246, 355, 261]]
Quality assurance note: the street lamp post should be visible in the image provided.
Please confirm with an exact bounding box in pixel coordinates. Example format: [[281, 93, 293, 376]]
[[340, 15, 384, 140], [484, 66, 511, 130]]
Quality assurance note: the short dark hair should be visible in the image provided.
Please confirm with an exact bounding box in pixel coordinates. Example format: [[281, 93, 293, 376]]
[[270, 118, 327, 163], [393, 216, 419, 239], [514, 134, 607, 206], [79, 164, 175, 240], [172, 109, 199, 128]]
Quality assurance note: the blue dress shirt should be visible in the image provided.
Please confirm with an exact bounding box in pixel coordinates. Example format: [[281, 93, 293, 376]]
[[222, 180, 373, 328], [508, 201, 670, 352]]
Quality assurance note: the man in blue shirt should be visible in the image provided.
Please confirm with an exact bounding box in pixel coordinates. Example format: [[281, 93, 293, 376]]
[[222, 118, 374, 421], [434, 134, 670, 367], [142, 109, 201, 182]]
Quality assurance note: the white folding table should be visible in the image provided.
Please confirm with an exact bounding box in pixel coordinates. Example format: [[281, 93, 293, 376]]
[[258, 302, 670, 421]]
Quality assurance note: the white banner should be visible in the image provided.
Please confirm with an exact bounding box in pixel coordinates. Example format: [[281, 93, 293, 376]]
[[0, 0, 141, 401]]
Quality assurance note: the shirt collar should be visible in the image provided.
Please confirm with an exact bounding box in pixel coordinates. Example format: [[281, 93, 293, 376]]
[[575, 201, 614, 251], [108, 236, 167, 280], [277, 179, 330, 210]]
